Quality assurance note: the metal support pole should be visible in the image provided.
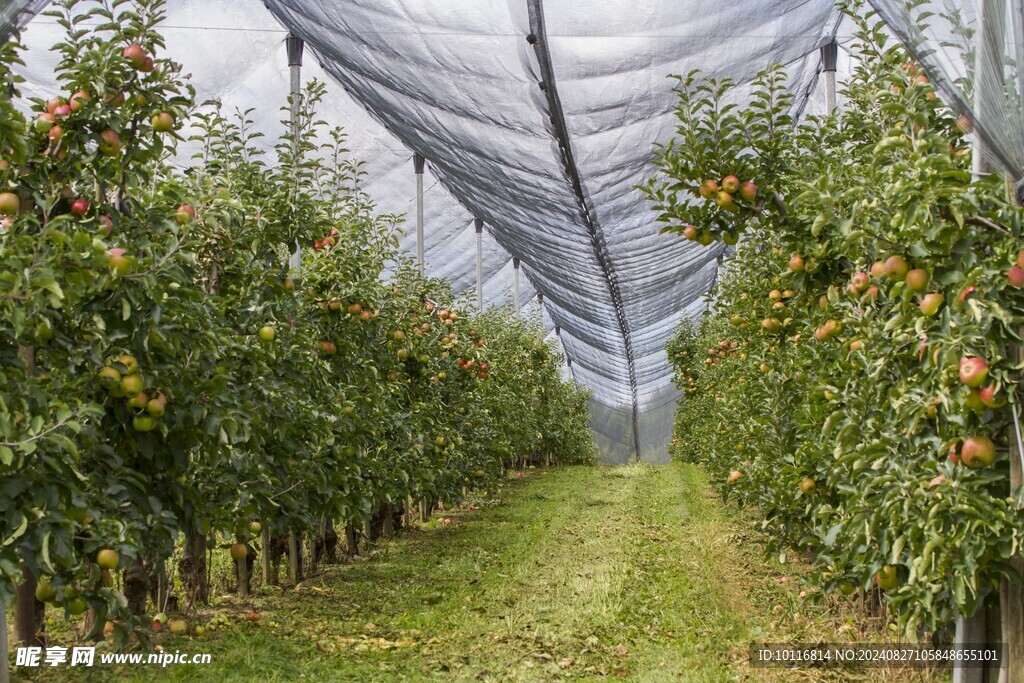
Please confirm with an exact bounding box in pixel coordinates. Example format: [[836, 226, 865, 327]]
[[474, 218, 484, 309], [414, 154, 425, 276], [512, 257, 521, 313], [286, 33, 304, 272], [957, 5, 1006, 681], [821, 40, 838, 114], [973, 1, 1022, 676]]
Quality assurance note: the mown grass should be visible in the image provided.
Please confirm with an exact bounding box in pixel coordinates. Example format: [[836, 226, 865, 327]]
[[11, 463, 945, 682]]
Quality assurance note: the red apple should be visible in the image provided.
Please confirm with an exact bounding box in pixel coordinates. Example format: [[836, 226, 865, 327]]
[[884, 255, 909, 280], [98, 215, 113, 236], [904, 268, 928, 291], [45, 97, 63, 114], [175, 204, 195, 224], [53, 103, 71, 118], [850, 272, 870, 293], [34, 113, 55, 133], [721, 175, 740, 193], [139, 57, 154, 73], [963, 389, 985, 413], [959, 357, 989, 388], [788, 254, 804, 272], [715, 191, 736, 211], [919, 293, 943, 316], [699, 179, 719, 199], [958, 286, 978, 303], [979, 385, 1006, 409], [151, 112, 175, 132], [70, 199, 89, 215], [727, 470, 743, 484], [961, 436, 996, 468], [682, 225, 698, 240], [106, 247, 131, 275], [1008, 266, 1024, 288], [98, 130, 121, 155], [123, 44, 147, 68], [0, 192, 19, 215], [48, 125, 63, 141], [69, 91, 90, 112], [739, 180, 757, 201], [870, 261, 886, 278], [814, 320, 840, 342]]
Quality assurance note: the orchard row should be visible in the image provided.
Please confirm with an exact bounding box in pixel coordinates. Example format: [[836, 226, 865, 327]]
[[646, 13, 1024, 637], [0, 0, 595, 647]]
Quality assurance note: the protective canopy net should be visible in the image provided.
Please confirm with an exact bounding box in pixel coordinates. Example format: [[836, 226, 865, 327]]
[[6, 0, 848, 463], [867, 0, 1024, 197]]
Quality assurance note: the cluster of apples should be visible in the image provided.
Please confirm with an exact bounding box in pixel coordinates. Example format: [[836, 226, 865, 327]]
[[318, 299, 377, 321], [33, 91, 109, 153], [36, 550, 117, 613], [125, 44, 176, 131], [102, 204, 193, 277], [313, 228, 339, 251], [427, 303, 461, 327], [678, 175, 759, 246], [122, 43, 154, 73], [97, 354, 167, 432], [704, 339, 739, 368], [674, 352, 702, 396], [696, 174, 757, 211], [758, 288, 796, 334], [455, 356, 489, 379]]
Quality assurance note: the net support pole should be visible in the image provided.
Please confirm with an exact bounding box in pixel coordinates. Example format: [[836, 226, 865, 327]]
[[821, 40, 838, 114], [411, 152, 423, 274], [286, 33, 304, 272], [474, 218, 484, 309], [955, 3, 1008, 681], [414, 153, 425, 276], [971, 0, 1024, 675], [513, 257, 521, 314]]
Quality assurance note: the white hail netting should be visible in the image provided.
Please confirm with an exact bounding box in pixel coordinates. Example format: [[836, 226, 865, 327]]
[[7, 0, 845, 464], [867, 0, 1024, 193]]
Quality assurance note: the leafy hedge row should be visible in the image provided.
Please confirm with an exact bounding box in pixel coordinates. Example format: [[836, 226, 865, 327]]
[[646, 11, 1024, 637], [0, 0, 594, 642]]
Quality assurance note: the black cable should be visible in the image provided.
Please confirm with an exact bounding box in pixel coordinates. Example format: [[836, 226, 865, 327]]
[[527, 0, 642, 461]]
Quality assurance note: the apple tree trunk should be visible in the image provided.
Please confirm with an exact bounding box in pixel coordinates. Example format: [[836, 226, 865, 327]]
[[13, 565, 43, 646], [181, 528, 208, 606]]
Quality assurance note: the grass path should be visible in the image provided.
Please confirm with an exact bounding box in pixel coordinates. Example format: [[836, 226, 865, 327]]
[[17, 463, 940, 682]]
